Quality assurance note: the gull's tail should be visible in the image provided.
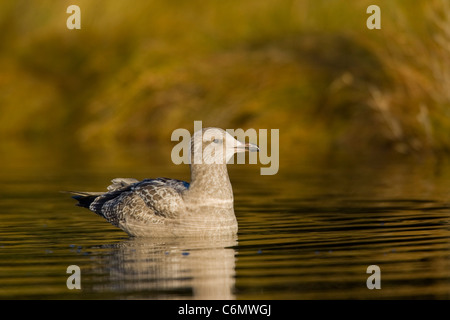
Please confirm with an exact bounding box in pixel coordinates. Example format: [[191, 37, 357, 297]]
[[64, 178, 140, 215], [64, 191, 104, 209]]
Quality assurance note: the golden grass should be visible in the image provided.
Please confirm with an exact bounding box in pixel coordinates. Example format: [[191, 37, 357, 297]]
[[1, 0, 450, 162]]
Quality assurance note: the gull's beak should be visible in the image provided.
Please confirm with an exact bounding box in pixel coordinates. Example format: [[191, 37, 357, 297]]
[[235, 141, 259, 153]]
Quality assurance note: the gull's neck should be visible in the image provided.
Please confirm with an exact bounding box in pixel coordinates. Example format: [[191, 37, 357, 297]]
[[185, 163, 234, 203]]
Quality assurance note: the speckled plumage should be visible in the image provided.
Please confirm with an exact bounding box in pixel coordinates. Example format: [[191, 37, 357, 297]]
[[71, 128, 259, 237]]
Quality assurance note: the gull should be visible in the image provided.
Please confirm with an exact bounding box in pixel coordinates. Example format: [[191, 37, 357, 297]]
[[70, 128, 259, 237]]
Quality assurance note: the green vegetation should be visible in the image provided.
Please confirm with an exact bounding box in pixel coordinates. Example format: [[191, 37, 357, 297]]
[[1, 0, 450, 165]]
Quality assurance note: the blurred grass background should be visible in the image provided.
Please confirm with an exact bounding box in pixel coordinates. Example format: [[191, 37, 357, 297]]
[[1, 0, 450, 168]]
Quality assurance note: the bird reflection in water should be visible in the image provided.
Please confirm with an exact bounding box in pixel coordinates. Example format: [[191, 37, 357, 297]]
[[88, 235, 237, 299]]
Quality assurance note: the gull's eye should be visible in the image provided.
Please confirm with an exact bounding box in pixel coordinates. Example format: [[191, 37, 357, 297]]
[[212, 138, 220, 144]]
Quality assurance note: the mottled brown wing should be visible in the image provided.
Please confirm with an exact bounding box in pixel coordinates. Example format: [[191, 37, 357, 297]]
[[80, 178, 188, 226], [131, 178, 189, 218]]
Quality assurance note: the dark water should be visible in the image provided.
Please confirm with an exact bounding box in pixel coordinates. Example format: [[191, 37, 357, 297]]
[[1, 150, 449, 299]]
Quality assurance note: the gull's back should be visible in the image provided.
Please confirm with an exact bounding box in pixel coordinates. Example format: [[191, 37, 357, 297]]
[[72, 177, 189, 236]]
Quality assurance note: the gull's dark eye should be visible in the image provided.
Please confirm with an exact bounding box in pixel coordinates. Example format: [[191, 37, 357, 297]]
[[212, 138, 220, 144]]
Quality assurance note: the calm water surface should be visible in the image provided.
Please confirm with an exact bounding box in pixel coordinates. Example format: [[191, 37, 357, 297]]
[[1, 151, 449, 299]]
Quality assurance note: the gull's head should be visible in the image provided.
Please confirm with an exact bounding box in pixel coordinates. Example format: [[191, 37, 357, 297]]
[[190, 127, 259, 165]]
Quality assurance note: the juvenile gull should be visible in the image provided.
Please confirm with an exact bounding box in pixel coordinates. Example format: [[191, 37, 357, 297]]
[[71, 128, 259, 237]]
